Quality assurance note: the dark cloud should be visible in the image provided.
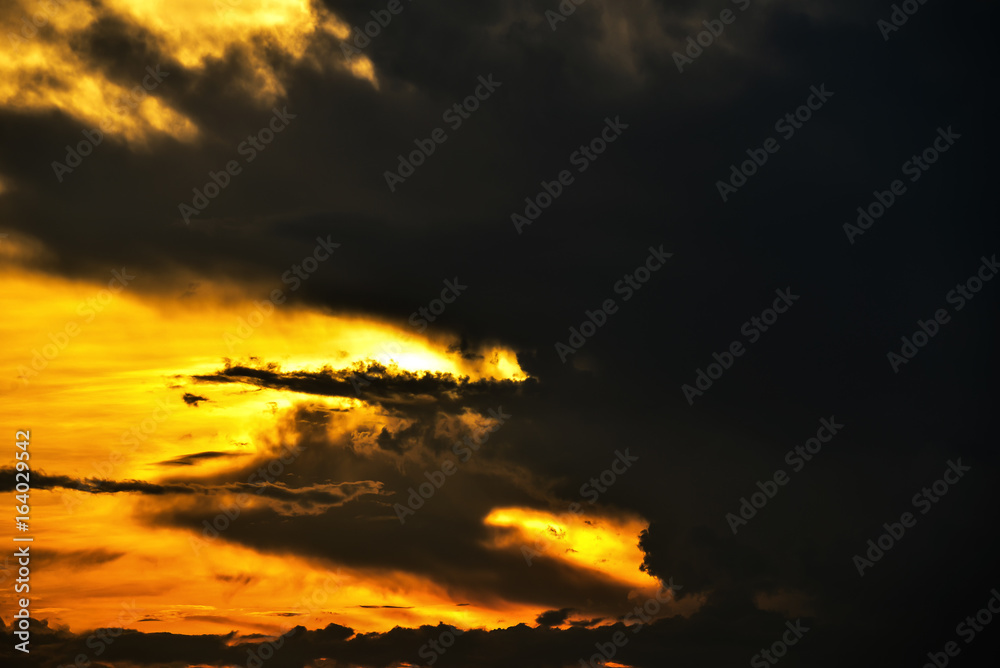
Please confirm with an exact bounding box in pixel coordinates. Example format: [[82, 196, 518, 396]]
[[192, 361, 533, 417], [568, 617, 604, 628], [0, 615, 797, 668], [182, 393, 209, 406], [0, 467, 383, 516], [534, 608, 573, 627], [358, 605, 414, 610], [157, 450, 235, 466], [3, 0, 998, 665], [32, 549, 126, 568]]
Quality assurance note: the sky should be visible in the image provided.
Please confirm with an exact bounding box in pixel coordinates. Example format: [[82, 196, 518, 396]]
[[0, 0, 998, 667]]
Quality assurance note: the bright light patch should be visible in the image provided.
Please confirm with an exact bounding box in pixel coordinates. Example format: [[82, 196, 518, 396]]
[[484, 507, 662, 593]]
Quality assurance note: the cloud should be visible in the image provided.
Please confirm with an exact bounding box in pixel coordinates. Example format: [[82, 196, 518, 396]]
[[534, 607, 573, 627], [192, 360, 531, 416], [2, 0, 997, 664], [0, 0, 373, 146], [157, 451, 235, 466], [0, 467, 383, 516], [0, 615, 794, 668], [32, 548, 126, 568], [182, 393, 209, 406]]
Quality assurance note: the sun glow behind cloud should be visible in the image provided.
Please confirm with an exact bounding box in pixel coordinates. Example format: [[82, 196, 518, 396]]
[[484, 507, 662, 594], [0, 261, 538, 634], [0, 240, 669, 639]]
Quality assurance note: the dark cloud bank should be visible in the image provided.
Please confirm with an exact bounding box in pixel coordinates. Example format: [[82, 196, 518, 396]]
[[3, 0, 1000, 666]]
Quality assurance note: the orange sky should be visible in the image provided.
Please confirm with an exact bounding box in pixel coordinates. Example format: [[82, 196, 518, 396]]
[[0, 251, 681, 638]]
